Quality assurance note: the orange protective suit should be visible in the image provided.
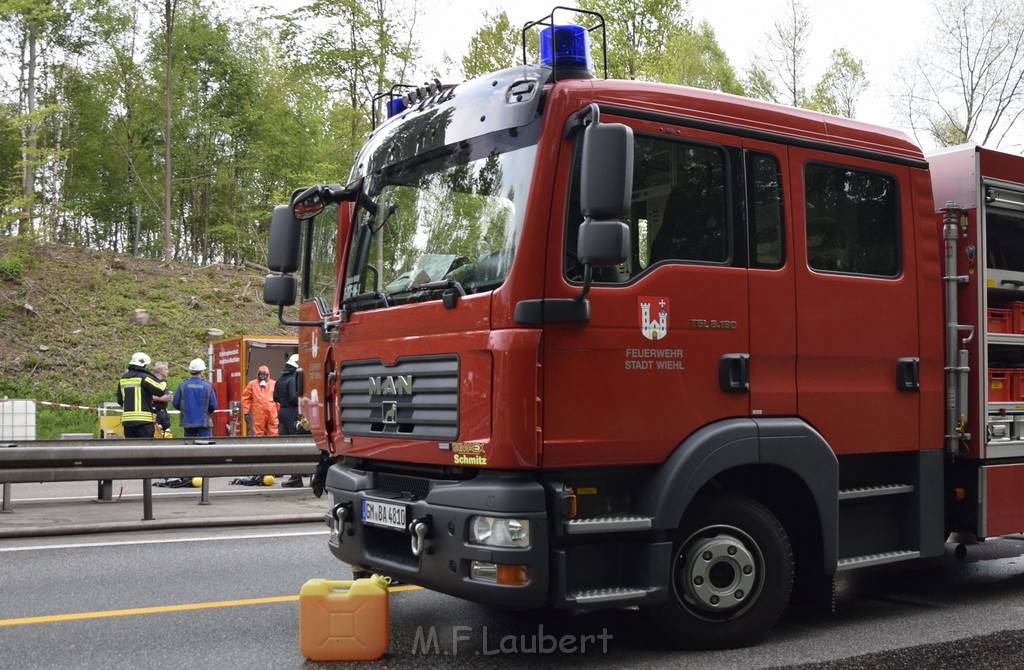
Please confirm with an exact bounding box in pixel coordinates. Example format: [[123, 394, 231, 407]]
[[241, 365, 279, 435]]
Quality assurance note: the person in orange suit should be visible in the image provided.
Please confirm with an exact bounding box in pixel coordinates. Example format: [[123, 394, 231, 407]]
[[233, 365, 281, 486], [241, 365, 279, 436]]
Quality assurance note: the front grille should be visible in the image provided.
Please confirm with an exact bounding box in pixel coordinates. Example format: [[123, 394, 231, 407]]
[[375, 472, 431, 499], [339, 355, 459, 440]]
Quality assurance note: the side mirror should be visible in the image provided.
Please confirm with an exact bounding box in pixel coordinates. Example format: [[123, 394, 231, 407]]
[[263, 274, 297, 307], [267, 205, 302, 273], [578, 219, 629, 266], [580, 122, 633, 219], [292, 185, 327, 220], [578, 122, 632, 267]]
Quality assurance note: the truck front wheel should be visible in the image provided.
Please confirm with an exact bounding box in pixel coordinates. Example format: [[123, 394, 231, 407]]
[[646, 491, 793, 649]]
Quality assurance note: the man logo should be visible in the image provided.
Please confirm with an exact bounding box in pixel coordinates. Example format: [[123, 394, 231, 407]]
[[368, 375, 413, 396], [382, 401, 398, 425]]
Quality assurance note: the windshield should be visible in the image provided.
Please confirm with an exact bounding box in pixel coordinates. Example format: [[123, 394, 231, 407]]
[[343, 127, 538, 309]]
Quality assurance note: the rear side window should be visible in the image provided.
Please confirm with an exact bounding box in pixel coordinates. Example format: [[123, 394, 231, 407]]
[[804, 164, 899, 277]]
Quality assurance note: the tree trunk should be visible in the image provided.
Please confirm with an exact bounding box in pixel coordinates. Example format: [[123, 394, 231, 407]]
[[20, 19, 38, 237], [163, 0, 175, 263]]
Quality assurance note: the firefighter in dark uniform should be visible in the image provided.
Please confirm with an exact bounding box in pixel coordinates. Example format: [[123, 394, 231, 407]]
[[117, 352, 172, 438], [274, 353, 304, 487]]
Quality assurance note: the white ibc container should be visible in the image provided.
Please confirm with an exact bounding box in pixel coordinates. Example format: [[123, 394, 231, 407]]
[[0, 399, 36, 440]]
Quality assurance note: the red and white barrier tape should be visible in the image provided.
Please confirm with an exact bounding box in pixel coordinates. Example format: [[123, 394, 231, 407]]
[[37, 401, 121, 412], [0, 400, 179, 414]]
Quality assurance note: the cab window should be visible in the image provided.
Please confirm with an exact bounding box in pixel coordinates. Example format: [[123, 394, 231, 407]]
[[565, 133, 729, 283]]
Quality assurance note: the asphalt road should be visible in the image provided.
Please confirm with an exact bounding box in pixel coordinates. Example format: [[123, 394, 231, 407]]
[[2, 485, 1024, 669]]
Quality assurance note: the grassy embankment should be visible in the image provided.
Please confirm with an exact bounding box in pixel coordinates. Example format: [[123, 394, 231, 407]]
[[0, 236, 292, 439]]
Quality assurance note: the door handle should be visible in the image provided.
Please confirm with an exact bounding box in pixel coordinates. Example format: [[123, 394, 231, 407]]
[[719, 354, 750, 393], [896, 357, 920, 392]]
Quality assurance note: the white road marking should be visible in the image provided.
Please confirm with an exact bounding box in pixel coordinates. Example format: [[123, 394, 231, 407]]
[[0, 529, 329, 553]]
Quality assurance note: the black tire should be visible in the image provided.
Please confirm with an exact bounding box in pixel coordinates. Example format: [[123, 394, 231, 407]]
[[645, 491, 793, 649], [350, 567, 373, 581]]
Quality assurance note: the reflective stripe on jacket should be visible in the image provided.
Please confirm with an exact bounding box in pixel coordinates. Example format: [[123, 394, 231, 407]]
[[117, 367, 167, 425]]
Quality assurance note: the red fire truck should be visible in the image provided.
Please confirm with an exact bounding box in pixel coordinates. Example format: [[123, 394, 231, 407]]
[[263, 9, 1024, 648], [209, 335, 297, 436]]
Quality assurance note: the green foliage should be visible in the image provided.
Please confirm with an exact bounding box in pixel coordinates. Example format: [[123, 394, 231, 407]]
[[0, 103, 20, 219], [577, 0, 689, 81], [656, 20, 744, 95], [36, 407, 99, 440], [0, 253, 23, 278], [461, 10, 519, 79], [0, 236, 33, 277], [808, 48, 868, 118]]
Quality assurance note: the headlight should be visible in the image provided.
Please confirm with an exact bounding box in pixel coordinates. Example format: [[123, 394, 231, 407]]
[[468, 516, 530, 548]]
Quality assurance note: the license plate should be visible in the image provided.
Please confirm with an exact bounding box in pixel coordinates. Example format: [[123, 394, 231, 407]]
[[362, 498, 407, 531]]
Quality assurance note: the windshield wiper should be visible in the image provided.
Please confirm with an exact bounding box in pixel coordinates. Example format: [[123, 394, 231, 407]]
[[416, 279, 466, 294], [388, 279, 466, 309], [341, 290, 391, 317]]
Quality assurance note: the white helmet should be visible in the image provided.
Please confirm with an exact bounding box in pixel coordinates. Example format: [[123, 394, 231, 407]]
[[287, 353, 299, 368], [188, 358, 207, 372], [130, 352, 151, 368]]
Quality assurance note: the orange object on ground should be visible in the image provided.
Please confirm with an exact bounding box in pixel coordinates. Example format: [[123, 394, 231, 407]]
[[299, 575, 390, 661]]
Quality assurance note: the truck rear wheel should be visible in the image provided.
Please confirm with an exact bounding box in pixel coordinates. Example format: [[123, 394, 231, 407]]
[[646, 491, 793, 649]]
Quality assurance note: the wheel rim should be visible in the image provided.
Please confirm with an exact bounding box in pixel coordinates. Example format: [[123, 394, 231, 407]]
[[673, 524, 764, 621]]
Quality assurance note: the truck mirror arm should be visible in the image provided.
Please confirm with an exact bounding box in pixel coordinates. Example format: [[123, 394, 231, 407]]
[[275, 304, 331, 329]]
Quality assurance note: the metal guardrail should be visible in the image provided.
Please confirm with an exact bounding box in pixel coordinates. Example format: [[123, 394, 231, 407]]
[[0, 436, 319, 519]]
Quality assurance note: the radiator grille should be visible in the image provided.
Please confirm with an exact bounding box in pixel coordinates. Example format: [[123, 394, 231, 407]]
[[375, 472, 431, 499], [339, 355, 459, 440]]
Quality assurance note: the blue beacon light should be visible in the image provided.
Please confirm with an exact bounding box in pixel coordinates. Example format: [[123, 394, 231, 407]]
[[539, 25, 592, 74], [386, 97, 406, 119]]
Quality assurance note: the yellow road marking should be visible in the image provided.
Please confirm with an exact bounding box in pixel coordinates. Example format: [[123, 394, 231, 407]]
[[0, 585, 421, 627]]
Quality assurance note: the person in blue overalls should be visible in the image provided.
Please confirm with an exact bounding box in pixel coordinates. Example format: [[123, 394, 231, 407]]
[[173, 358, 217, 438]]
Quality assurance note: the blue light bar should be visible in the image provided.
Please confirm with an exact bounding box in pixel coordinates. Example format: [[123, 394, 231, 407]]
[[540, 25, 592, 72], [386, 98, 406, 118]]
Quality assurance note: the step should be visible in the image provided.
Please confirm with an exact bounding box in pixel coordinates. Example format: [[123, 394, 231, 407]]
[[838, 484, 914, 501], [836, 550, 921, 571], [566, 587, 649, 605], [564, 515, 653, 535]]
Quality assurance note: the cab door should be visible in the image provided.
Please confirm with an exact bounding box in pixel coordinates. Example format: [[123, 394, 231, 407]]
[[788, 148, 920, 455], [541, 118, 750, 468]]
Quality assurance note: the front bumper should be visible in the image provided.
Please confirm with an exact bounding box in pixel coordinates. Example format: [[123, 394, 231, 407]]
[[323, 462, 550, 609]]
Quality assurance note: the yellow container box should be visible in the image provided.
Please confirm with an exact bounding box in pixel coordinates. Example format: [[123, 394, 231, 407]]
[[299, 576, 390, 661]]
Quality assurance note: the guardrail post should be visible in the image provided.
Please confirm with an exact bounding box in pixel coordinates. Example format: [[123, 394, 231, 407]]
[[199, 477, 211, 505], [142, 479, 154, 521], [97, 480, 113, 502], [2, 483, 11, 513]]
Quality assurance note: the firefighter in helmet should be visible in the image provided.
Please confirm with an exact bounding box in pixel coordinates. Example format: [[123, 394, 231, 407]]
[[172, 358, 218, 438], [275, 353, 305, 488], [117, 352, 172, 438]]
